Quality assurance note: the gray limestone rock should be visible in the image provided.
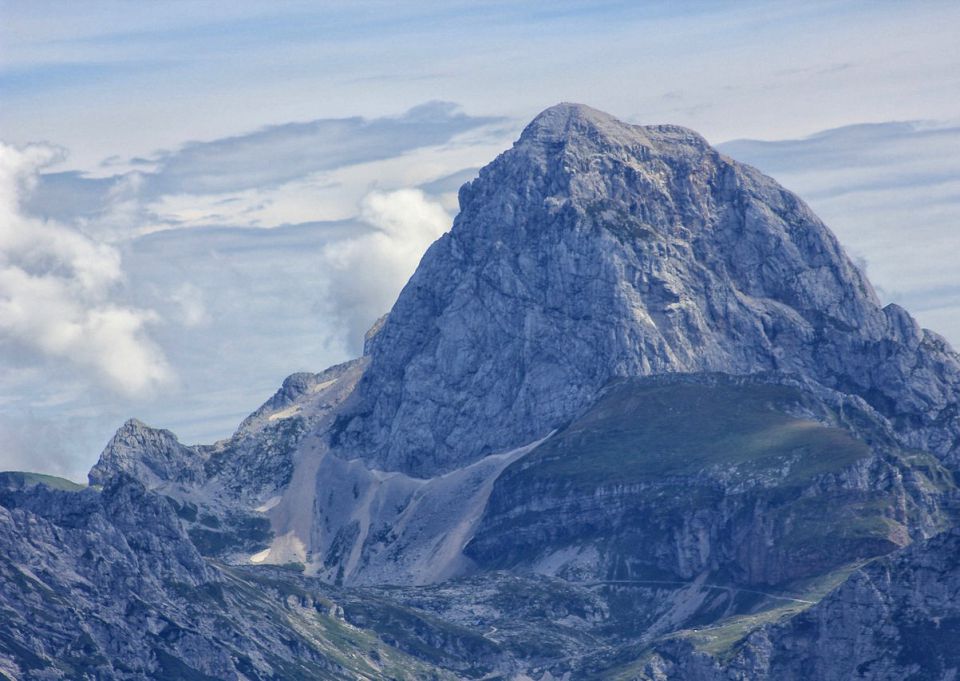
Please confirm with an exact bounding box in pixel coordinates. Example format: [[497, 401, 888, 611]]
[[333, 103, 960, 477], [632, 527, 960, 680]]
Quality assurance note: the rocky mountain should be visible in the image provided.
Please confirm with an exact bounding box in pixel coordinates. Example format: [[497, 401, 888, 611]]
[[0, 472, 464, 680], [2, 103, 960, 679], [335, 103, 960, 476]]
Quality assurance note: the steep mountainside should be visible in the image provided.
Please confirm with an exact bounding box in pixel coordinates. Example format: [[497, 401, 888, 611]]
[[2, 104, 960, 679], [628, 527, 960, 681], [334, 104, 960, 477], [0, 474, 469, 680]]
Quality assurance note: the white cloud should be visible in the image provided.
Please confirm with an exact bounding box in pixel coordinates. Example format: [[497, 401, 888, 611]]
[[320, 188, 452, 349], [0, 142, 172, 398]]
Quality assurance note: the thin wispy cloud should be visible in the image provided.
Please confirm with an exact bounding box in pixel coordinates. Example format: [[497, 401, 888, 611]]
[[23, 102, 506, 237], [3, 2, 958, 169], [144, 101, 502, 196]]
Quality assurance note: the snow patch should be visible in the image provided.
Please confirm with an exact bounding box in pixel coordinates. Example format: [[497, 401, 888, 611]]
[[250, 548, 271, 564], [268, 405, 301, 421], [310, 378, 337, 393], [255, 496, 281, 513]]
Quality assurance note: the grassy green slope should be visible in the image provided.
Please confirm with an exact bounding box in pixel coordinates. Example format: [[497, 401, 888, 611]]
[[0, 471, 85, 492], [519, 379, 870, 488]]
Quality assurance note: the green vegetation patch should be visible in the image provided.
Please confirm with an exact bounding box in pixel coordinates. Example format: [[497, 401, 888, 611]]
[[0, 471, 85, 492], [511, 379, 871, 489]]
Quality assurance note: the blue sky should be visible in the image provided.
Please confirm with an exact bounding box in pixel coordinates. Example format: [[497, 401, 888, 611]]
[[1, 1, 958, 480]]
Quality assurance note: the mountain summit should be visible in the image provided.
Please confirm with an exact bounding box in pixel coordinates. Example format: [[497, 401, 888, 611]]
[[518, 101, 679, 148], [334, 102, 960, 476], [4, 104, 960, 679]]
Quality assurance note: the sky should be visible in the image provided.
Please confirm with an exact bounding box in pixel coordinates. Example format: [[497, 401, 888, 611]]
[[0, 1, 958, 481]]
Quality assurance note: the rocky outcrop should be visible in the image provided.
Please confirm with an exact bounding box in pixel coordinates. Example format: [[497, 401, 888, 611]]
[[752, 525, 960, 680], [0, 476, 222, 678], [84, 359, 369, 564], [0, 476, 462, 680], [89, 418, 204, 488], [631, 527, 960, 680]]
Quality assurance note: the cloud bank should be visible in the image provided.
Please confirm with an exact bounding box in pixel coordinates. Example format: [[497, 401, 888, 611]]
[[0, 142, 171, 398], [0, 104, 493, 479], [146, 101, 500, 196], [23, 102, 506, 236]]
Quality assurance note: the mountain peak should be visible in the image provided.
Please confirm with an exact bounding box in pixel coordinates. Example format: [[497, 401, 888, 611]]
[[519, 102, 708, 155], [519, 101, 650, 149], [334, 104, 960, 477], [523, 102, 620, 131], [89, 417, 201, 487]]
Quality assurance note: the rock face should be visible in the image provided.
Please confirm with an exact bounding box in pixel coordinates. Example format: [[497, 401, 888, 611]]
[[753, 526, 960, 680], [89, 419, 206, 488], [3, 103, 960, 679], [334, 103, 960, 477], [0, 475, 466, 679], [632, 527, 960, 681]]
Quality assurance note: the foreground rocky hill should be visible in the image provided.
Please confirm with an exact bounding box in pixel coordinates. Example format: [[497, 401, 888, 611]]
[[2, 104, 959, 679], [629, 526, 960, 680]]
